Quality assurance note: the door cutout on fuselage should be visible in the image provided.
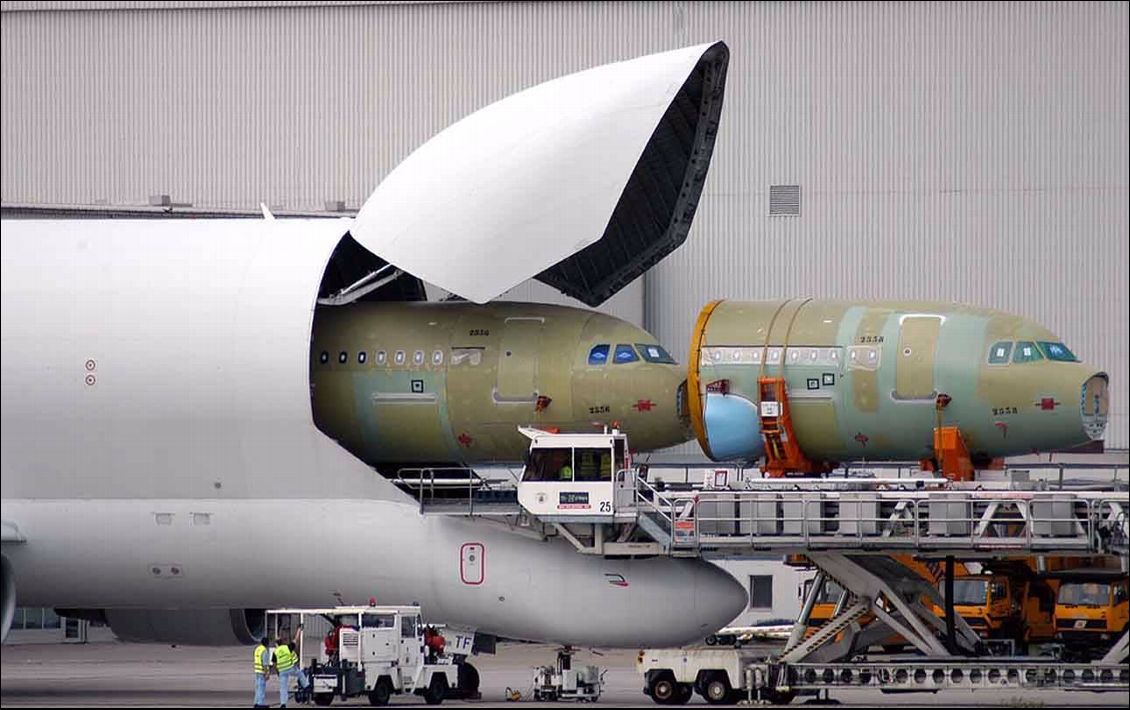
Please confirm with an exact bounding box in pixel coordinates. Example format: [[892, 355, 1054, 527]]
[[893, 315, 943, 401]]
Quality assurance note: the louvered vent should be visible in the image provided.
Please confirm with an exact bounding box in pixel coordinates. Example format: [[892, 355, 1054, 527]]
[[769, 184, 801, 216]]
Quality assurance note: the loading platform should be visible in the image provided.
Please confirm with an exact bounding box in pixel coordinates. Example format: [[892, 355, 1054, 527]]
[[405, 466, 1128, 558]]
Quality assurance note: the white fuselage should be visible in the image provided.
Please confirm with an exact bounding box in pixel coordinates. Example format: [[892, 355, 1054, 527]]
[[0, 219, 745, 646]]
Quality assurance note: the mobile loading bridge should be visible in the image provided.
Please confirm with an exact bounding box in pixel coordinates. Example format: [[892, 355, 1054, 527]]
[[410, 471, 1128, 559], [401, 429, 1129, 675]]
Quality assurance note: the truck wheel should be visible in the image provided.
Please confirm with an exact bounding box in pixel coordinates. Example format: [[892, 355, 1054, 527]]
[[702, 673, 732, 705], [673, 683, 693, 705], [647, 672, 678, 704], [705, 634, 718, 646], [368, 678, 393, 707], [313, 693, 334, 706], [762, 688, 795, 705], [423, 674, 448, 705], [457, 662, 480, 696]]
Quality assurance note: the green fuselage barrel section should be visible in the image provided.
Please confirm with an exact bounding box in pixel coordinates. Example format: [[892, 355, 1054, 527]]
[[309, 302, 690, 466], [693, 299, 1108, 463]]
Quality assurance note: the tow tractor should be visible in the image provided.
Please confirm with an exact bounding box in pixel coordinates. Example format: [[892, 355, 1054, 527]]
[[266, 606, 461, 706], [531, 647, 605, 703]]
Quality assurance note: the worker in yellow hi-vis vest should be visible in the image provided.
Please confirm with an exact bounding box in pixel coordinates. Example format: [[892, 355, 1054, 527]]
[[252, 636, 272, 707], [274, 625, 310, 707]]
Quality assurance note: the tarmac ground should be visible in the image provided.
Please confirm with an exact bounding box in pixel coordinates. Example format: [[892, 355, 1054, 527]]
[[2, 638, 1127, 708]]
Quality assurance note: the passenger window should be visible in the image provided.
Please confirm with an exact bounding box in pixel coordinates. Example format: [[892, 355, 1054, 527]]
[[1038, 341, 1078, 362], [338, 351, 348, 364], [987, 341, 1012, 365], [636, 343, 676, 364], [394, 350, 406, 365], [432, 350, 444, 365], [319, 351, 329, 365], [376, 351, 387, 365], [587, 344, 609, 366], [613, 344, 638, 364], [1012, 341, 1044, 364], [357, 351, 367, 364], [414, 350, 424, 365]]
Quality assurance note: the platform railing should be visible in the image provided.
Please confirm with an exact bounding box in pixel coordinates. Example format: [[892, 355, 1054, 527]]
[[636, 488, 1128, 555]]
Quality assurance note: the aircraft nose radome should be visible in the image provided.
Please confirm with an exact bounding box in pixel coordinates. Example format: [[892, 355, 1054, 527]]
[[621, 559, 745, 648], [695, 561, 748, 634]]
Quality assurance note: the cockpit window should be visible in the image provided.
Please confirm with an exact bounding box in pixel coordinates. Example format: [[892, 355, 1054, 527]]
[[587, 344, 609, 366], [988, 341, 1012, 365], [613, 344, 639, 364], [1013, 341, 1044, 364], [636, 343, 676, 364], [1038, 341, 1079, 362]]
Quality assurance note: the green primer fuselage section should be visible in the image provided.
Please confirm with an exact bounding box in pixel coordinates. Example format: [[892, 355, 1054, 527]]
[[310, 302, 690, 466], [696, 300, 1107, 462]]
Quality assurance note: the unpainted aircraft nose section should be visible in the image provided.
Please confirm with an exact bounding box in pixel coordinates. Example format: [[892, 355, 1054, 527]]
[[572, 315, 692, 452]]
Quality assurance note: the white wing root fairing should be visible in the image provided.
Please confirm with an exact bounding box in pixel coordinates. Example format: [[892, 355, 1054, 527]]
[[351, 42, 729, 306]]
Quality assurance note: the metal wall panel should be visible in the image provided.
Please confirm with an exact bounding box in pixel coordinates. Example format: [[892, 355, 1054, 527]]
[[2, 1, 1126, 448]]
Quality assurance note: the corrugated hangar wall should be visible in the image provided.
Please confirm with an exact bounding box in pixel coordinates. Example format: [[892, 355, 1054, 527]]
[[1, 1, 1127, 450]]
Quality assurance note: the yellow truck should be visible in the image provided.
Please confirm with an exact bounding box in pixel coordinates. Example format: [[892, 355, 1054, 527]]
[[946, 572, 1057, 654], [1054, 576, 1129, 660]]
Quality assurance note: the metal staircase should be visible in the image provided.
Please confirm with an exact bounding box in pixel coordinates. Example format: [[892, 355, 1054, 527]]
[[780, 599, 869, 663]]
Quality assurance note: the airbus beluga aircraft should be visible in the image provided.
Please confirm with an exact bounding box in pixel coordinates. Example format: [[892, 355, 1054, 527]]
[[0, 42, 746, 647]]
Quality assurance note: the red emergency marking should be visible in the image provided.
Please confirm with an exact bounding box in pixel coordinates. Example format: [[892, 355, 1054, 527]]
[[1038, 397, 1060, 411], [633, 399, 655, 412], [853, 432, 869, 446], [995, 421, 1009, 437], [457, 432, 473, 447], [604, 573, 629, 588]]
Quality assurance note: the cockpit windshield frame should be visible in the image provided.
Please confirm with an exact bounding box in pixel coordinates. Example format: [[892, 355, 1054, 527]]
[[1038, 341, 1079, 362], [635, 343, 676, 364]]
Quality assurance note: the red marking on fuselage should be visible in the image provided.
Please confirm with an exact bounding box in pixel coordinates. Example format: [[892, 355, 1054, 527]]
[[994, 421, 1009, 437], [457, 432, 473, 447], [604, 573, 629, 588], [1038, 397, 1060, 411], [854, 432, 869, 446], [633, 399, 655, 412]]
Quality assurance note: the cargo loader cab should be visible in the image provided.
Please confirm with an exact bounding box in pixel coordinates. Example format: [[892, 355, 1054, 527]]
[[516, 426, 637, 524]]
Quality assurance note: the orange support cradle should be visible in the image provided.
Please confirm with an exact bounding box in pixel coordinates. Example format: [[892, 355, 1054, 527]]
[[758, 377, 830, 477], [930, 426, 976, 482]]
